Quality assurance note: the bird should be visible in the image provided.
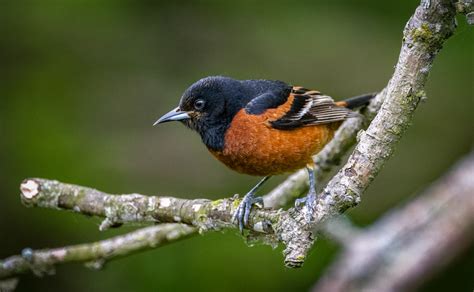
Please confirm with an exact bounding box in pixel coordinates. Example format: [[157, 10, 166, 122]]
[[154, 76, 375, 232]]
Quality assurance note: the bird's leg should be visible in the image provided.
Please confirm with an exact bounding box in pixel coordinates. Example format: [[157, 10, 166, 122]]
[[295, 163, 317, 222], [233, 176, 270, 233]]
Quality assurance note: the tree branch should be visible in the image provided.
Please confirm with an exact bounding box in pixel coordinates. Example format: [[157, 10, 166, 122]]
[[313, 0, 457, 221], [0, 224, 195, 280], [19, 178, 281, 233], [313, 152, 474, 292], [270, 0, 458, 265]]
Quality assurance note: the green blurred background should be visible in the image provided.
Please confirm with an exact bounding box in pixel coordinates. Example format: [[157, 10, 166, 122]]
[[0, 1, 472, 291]]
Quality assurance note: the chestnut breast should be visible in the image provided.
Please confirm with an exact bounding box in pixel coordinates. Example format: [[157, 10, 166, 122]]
[[209, 96, 339, 176]]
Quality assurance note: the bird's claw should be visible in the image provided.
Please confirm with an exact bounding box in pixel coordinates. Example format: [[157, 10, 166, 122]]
[[233, 194, 263, 233], [295, 191, 317, 223]]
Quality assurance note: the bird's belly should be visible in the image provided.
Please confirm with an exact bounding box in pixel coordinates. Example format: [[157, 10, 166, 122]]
[[209, 111, 337, 176]]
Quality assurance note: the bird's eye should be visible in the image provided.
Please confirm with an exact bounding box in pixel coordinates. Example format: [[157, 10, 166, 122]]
[[194, 99, 205, 111]]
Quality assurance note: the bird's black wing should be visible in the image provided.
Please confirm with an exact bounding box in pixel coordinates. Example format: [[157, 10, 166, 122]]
[[270, 87, 353, 130], [242, 79, 292, 115], [244, 92, 288, 115]]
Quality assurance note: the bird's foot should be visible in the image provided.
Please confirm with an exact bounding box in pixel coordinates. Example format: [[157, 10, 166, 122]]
[[295, 191, 317, 223], [233, 193, 263, 233]]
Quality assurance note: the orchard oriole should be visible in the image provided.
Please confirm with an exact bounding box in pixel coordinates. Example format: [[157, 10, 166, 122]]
[[155, 76, 374, 232]]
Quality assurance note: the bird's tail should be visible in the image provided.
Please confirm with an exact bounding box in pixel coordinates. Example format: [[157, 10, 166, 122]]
[[336, 92, 377, 109]]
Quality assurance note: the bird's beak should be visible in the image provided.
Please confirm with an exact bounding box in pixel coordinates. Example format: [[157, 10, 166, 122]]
[[153, 107, 190, 126]]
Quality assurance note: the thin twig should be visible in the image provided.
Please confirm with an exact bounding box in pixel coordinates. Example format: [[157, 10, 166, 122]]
[[0, 224, 195, 280]]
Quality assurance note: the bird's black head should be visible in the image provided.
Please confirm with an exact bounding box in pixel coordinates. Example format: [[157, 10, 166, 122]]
[[155, 76, 290, 151], [178, 76, 245, 132]]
